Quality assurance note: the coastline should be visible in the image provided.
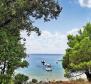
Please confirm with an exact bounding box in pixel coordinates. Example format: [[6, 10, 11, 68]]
[[28, 75, 68, 82], [28, 74, 87, 81], [28, 78, 89, 84]]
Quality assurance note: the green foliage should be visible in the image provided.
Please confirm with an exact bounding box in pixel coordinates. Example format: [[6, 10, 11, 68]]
[[14, 74, 29, 84], [32, 79, 38, 83], [62, 23, 91, 77], [0, 0, 62, 83], [0, 0, 62, 35], [0, 75, 11, 84], [0, 28, 28, 84]]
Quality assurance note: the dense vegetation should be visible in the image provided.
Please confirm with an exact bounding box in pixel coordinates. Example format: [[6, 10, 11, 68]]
[[62, 23, 91, 81], [0, 0, 62, 83], [14, 74, 29, 84]]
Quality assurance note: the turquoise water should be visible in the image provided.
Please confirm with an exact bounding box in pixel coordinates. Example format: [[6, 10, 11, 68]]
[[16, 54, 66, 81]]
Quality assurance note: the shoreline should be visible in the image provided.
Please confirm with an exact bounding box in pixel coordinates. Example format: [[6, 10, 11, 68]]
[[28, 74, 68, 82], [27, 72, 87, 81], [28, 78, 90, 84]]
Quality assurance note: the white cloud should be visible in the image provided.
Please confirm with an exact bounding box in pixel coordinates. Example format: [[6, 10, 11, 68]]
[[20, 28, 79, 54], [78, 0, 91, 8], [67, 28, 79, 35]]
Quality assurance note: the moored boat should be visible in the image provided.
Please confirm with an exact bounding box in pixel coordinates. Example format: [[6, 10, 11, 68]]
[[45, 64, 51, 67], [45, 64, 52, 71], [41, 60, 45, 65], [41, 61, 52, 71], [46, 67, 52, 71]]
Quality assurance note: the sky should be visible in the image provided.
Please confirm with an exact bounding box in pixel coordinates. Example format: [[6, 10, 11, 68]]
[[21, 0, 91, 54]]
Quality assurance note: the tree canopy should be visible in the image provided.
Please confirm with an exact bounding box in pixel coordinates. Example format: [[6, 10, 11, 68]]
[[14, 74, 29, 84], [62, 23, 91, 80], [0, 0, 62, 83], [0, 0, 62, 33]]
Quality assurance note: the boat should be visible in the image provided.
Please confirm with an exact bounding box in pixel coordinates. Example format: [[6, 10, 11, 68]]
[[41, 60, 45, 65], [45, 64, 51, 67], [41, 61, 52, 71], [45, 67, 52, 71], [45, 64, 52, 71]]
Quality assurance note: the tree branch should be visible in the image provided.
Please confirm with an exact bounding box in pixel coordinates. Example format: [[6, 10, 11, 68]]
[[0, 16, 13, 27], [1, 62, 7, 74]]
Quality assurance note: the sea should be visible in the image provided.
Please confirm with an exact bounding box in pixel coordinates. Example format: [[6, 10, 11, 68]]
[[15, 54, 67, 81]]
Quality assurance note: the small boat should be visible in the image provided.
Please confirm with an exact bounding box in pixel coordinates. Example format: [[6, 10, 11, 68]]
[[45, 64, 51, 67], [45, 64, 52, 71], [46, 67, 52, 71], [41, 61, 52, 71], [41, 60, 45, 65]]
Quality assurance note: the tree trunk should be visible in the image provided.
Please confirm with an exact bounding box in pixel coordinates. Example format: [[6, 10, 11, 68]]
[[85, 69, 91, 81], [1, 62, 6, 75]]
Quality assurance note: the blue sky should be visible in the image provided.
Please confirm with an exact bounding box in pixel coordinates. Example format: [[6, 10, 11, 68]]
[[21, 0, 91, 54], [33, 0, 91, 33]]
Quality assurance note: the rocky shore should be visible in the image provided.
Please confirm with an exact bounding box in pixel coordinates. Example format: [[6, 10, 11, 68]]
[[28, 79, 90, 84]]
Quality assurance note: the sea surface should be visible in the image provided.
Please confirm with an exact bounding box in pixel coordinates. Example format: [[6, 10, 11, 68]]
[[15, 54, 67, 81]]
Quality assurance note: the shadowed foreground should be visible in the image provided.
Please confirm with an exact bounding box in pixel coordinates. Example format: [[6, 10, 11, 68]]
[[28, 79, 90, 84]]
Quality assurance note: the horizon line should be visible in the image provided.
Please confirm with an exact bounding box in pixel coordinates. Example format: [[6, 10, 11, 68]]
[[27, 53, 64, 55]]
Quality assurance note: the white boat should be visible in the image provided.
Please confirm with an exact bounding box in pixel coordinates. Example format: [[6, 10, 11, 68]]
[[45, 63, 52, 71], [45, 64, 51, 67], [41, 61, 52, 71], [46, 67, 52, 71]]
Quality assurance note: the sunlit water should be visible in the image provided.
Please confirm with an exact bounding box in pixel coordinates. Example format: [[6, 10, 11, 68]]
[[15, 54, 67, 81]]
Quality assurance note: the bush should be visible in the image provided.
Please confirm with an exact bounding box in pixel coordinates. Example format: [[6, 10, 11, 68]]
[[14, 74, 29, 84], [32, 79, 38, 83]]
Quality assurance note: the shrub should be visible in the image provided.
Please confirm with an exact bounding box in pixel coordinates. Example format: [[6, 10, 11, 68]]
[[32, 79, 38, 83]]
